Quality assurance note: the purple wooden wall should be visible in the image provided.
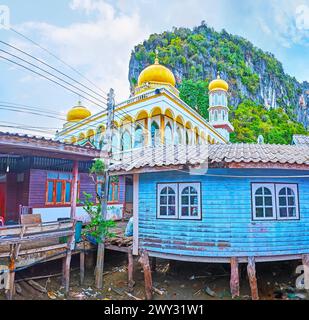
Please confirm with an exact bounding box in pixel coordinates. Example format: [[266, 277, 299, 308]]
[[28, 169, 97, 207], [6, 172, 30, 222]]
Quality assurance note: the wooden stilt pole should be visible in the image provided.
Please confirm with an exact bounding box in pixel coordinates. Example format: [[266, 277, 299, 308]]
[[128, 248, 135, 292], [80, 251, 85, 285], [85, 251, 95, 270], [95, 242, 105, 289], [61, 257, 66, 287], [247, 257, 259, 300], [151, 257, 157, 273], [302, 254, 309, 291], [64, 249, 72, 295], [138, 250, 153, 300], [230, 257, 240, 299], [7, 258, 15, 300]]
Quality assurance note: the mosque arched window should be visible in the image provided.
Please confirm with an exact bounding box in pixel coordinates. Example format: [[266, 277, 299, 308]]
[[164, 123, 173, 145], [134, 125, 144, 148], [151, 121, 160, 146], [112, 134, 119, 155], [214, 111, 218, 122], [121, 131, 132, 151], [186, 131, 191, 145], [175, 127, 183, 145]]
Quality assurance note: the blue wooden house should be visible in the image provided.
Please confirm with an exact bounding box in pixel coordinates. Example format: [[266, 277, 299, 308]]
[[110, 143, 309, 299]]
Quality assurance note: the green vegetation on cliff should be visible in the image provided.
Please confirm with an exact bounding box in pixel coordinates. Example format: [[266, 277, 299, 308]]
[[129, 23, 308, 144], [178, 80, 307, 145], [230, 100, 307, 144]]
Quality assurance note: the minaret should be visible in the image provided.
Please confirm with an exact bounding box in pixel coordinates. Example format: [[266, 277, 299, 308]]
[[208, 73, 234, 142]]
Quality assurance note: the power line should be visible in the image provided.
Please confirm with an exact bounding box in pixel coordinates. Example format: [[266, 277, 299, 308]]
[[0, 120, 61, 130], [10, 27, 109, 97], [0, 54, 106, 110], [0, 40, 108, 102], [0, 101, 65, 117], [0, 48, 107, 109], [0, 105, 66, 121]]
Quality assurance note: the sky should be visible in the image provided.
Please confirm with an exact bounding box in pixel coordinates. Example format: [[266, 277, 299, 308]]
[[0, 0, 308, 136]]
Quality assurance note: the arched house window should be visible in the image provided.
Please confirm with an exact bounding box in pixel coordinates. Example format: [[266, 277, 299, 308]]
[[276, 184, 299, 220], [252, 184, 275, 220], [157, 184, 177, 219], [179, 183, 201, 219]]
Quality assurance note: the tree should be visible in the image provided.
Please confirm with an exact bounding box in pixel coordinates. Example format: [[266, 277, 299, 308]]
[[179, 79, 210, 119]]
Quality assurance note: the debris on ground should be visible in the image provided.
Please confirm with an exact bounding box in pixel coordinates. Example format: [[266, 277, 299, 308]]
[[47, 291, 58, 300], [27, 280, 47, 293], [153, 287, 166, 296], [203, 286, 216, 297]]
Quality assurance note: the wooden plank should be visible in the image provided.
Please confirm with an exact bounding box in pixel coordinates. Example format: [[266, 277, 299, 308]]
[[0, 230, 74, 245], [0, 221, 73, 237], [0, 244, 68, 258], [105, 244, 131, 253], [20, 214, 42, 225]]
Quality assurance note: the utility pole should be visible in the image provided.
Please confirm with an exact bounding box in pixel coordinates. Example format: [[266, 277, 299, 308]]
[[95, 88, 115, 289]]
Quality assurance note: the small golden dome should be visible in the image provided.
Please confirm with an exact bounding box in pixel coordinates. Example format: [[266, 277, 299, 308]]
[[209, 73, 229, 92], [138, 53, 176, 87], [67, 101, 92, 122]]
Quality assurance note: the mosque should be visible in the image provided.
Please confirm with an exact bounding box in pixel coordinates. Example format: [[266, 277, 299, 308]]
[[56, 53, 234, 153]]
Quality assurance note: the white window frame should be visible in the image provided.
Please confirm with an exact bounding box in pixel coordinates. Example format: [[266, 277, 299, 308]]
[[252, 183, 276, 220], [157, 183, 178, 219], [179, 183, 201, 220], [275, 184, 299, 220]]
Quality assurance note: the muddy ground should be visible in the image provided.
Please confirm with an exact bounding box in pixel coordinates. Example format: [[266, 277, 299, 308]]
[[1, 251, 308, 300]]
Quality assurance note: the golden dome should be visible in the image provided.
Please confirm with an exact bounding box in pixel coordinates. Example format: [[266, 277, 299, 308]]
[[138, 54, 176, 87], [67, 102, 92, 122], [209, 74, 229, 92]]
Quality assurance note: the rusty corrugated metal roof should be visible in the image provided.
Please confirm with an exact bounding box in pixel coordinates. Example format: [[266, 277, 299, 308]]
[[0, 131, 102, 160]]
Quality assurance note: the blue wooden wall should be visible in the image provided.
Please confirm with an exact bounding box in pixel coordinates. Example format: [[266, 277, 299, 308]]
[[138, 169, 309, 258]]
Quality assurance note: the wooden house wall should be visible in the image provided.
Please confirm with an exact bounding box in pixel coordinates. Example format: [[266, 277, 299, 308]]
[[28, 169, 96, 207], [138, 169, 309, 258], [6, 173, 17, 221], [119, 176, 126, 203], [5, 172, 30, 222]]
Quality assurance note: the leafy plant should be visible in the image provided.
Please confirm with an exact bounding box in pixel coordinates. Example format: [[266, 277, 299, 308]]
[[81, 193, 116, 244], [80, 159, 116, 243]]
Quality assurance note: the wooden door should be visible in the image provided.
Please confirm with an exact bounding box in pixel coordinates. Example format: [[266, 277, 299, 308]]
[[0, 183, 6, 220]]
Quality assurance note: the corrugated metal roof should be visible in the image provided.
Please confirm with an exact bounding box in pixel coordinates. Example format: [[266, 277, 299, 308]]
[[0, 131, 102, 160], [110, 144, 309, 172]]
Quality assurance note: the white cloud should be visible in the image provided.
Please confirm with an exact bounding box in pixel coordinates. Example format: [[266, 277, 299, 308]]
[[258, 0, 309, 48], [13, 0, 149, 105], [295, 4, 309, 30]]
